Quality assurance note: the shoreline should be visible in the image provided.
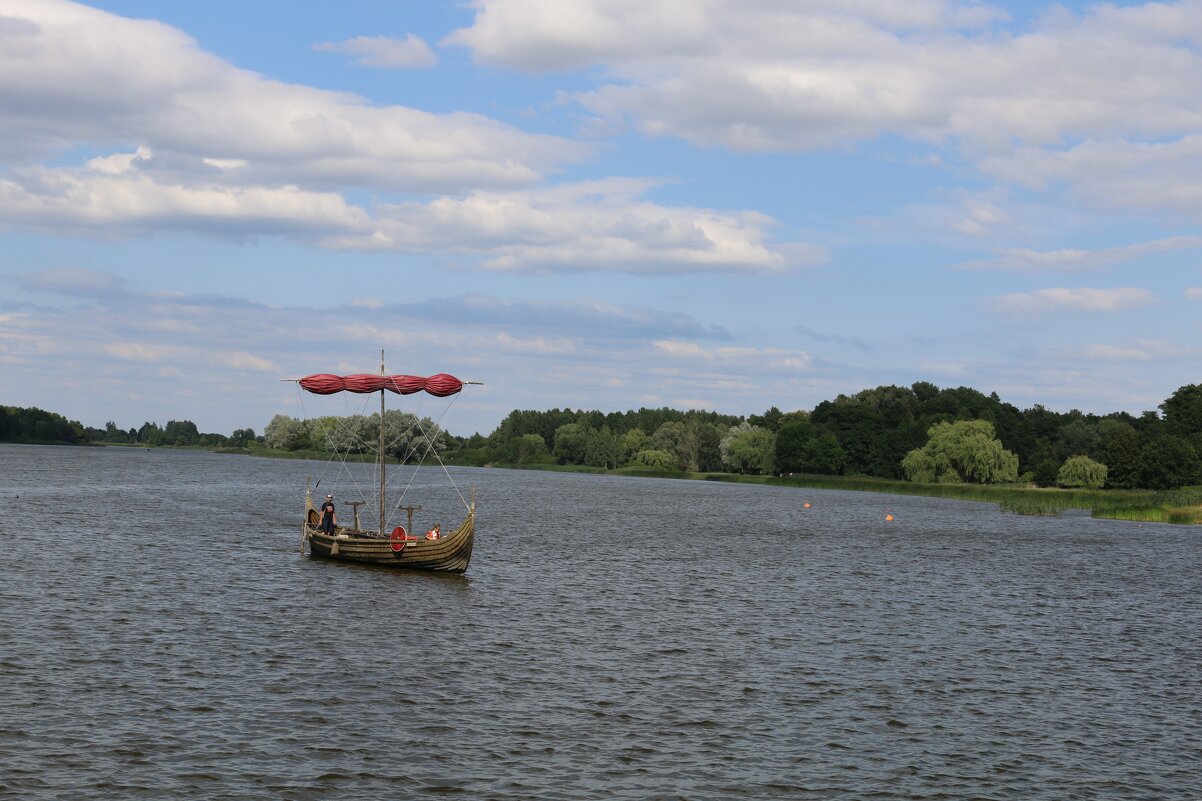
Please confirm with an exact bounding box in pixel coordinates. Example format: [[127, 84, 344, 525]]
[[203, 444, 1202, 525]]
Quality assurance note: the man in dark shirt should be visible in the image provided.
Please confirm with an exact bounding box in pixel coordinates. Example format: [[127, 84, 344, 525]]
[[319, 494, 337, 535]]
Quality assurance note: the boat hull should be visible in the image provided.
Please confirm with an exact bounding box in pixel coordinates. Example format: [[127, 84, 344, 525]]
[[305, 509, 474, 573]]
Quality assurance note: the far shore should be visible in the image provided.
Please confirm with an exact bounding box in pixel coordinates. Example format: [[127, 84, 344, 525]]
[[198, 443, 1202, 525]]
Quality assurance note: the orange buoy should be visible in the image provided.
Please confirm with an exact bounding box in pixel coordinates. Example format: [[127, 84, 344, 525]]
[[803, 502, 812, 509], [885, 514, 894, 521]]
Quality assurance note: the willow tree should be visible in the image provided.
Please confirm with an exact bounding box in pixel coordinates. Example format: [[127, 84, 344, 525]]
[[1057, 455, 1108, 489], [902, 420, 1018, 484]]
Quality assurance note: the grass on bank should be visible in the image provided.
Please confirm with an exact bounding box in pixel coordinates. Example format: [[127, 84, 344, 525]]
[[489, 461, 1202, 524]]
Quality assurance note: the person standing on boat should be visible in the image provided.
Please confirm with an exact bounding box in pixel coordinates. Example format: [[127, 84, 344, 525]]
[[425, 523, 441, 540], [319, 494, 337, 535]]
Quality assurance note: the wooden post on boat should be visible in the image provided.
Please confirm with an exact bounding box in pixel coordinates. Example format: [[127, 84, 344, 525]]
[[347, 500, 364, 531], [398, 504, 421, 536]]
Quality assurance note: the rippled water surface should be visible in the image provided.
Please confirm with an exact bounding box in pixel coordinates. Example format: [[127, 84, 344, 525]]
[[2, 443, 1201, 799]]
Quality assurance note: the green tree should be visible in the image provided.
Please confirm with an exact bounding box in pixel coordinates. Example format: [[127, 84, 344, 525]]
[[137, 421, 164, 445], [264, 414, 310, 450], [382, 411, 445, 461], [720, 422, 775, 474], [489, 408, 578, 457], [1099, 418, 1141, 488], [648, 421, 685, 456], [902, 420, 1019, 484], [163, 419, 200, 445], [800, 432, 846, 475], [1161, 384, 1202, 439], [552, 422, 592, 464], [585, 427, 620, 468], [649, 420, 705, 471], [229, 428, 256, 447], [688, 420, 725, 472], [312, 414, 365, 453], [774, 419, 814, 474], [6, 407, 86, 443], [619, 428, 647, 464], [1054, 419, 1102, 462], [811, 385, 925, 477], [1137, 435, 1201, 490], [508, 433, 549, 464], [1032, 458, 1060, 488], [748, 406, 784, 432], [1057, 455, 1108, 488], [631, 449, 675, 470], [1022, 403, 1065, 445]]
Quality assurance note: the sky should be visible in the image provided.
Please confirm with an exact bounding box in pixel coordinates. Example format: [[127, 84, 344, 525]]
[[2, 0, 1201, 437]]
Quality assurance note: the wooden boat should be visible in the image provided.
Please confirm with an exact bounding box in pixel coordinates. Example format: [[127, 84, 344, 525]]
[[288, 354, 479, 574], [303, 497, 475, 573]]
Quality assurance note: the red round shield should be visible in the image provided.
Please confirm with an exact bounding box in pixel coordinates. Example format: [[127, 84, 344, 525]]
[[390, 526, 408, 552]]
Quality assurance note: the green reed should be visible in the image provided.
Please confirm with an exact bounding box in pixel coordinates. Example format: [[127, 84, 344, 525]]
[[696, 472, 1202, 524]]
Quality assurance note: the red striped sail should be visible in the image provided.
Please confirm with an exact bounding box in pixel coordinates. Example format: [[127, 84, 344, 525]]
[[299, 373, 464, 397]]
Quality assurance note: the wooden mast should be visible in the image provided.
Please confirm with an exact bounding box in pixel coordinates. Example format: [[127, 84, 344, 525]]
[[378, 349, 386, 537]]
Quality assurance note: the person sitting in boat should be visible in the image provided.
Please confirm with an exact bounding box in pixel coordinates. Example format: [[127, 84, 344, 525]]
[[319, 494, 337, 535], [425, 523, 441, 540]]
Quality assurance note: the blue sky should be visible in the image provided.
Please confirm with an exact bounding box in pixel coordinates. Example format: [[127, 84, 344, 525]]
[[2, 0, 1201, 437]]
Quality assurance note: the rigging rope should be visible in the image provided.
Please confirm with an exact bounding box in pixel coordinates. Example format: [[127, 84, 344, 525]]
[[294, 382, 469, 531]]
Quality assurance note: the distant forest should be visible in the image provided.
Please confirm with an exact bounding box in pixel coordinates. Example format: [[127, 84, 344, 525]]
[[4, 380, 1202, 490], [0, 407, 255, 449], [453, 382, 1202, 491]]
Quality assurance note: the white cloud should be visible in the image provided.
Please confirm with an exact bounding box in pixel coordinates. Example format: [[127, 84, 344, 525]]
[[1068, 340, 1195, 361], [447, 0, 1202, 220], [446, 0, 1009, 72], [357, 182, 806, 273], [0, 158, 812, 271], [0, 0, 581, 189], [652, 340, 814, 372], [448, 0, 1202, 153], [0, 311, 55, 363], [0, 2, 825, 274], [492, 332, 579, 354], [653, 340, 708, 359], [989, 287, 1156, 314], [314, 34, 437, 68], [957, 236, 1202, 271], [919, 361, 968, 376], [980, 136, 1202, 219], [0, 156, 374, 237], [953, 199, 1010, 236], [100, 342, 191, 363], [1186, 288, 1202, 300], [430, 293, 733, 340], [15, 267, 126, 295]]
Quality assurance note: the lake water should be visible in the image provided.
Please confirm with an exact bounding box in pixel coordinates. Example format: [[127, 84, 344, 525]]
[[1, 443, 1200, 800]]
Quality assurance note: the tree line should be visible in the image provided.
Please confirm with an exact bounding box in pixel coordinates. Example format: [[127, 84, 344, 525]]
[[452, 381, 1202, 491], [260, 411, 448, 460], [0, 407, 253, 448], [5, 380, 1201, 490], [0, 406, 88, 444]]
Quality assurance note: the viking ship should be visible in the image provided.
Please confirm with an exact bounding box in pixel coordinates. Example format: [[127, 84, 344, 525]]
[[287, 355, 479, 573]]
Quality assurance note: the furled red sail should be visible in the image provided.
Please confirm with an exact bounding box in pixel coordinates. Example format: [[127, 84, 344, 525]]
[[299, 373, 464, 397], [425, 373, 464, 397], [298, 373, 346, 395], [387, 375, 429, 395]]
